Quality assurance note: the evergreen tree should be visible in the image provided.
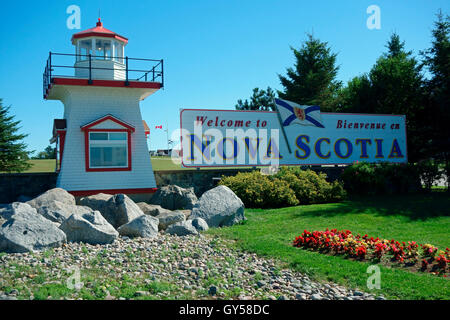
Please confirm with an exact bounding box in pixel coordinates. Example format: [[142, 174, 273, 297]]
[[336, 74, 372, 113], [235, 87, 276, 111], [421, 11, 450, 184], [0, 99, 31, 172], [278, 34, 341, 111], [338, 33, 425, 161]]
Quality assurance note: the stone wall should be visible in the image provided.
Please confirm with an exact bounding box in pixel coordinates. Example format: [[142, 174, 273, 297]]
[[0, 166, 344, 203], [0, 172, 58, 204], [154, 169, 255, 196]]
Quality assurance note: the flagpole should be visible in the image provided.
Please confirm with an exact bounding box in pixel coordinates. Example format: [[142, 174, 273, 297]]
[[274, 99, 292, 154]]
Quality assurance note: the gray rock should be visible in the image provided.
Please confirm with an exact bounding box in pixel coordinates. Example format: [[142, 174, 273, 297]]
[[190, 217, 209, 231], [295, 293, 306, 300], [178, 209, 192, 220], [208, 285, 217, 296], [136, 203, 171, 217], [157, 211, 186, 230], [117, 215, 159, 238], [0, 202, 36, 220], [190, 185, 245, 228], [353, 290, 364, 296], [27, 188, 75, 209], [37, 201, 93, 223], [165, 220, 198, 236], [150, 185, 198, 210], [311, 293, 322, 300], [78, 193, 113, 210], [0, 209, 66, 253], [80, 193, 143, 229], [59, 211, 118, 245]]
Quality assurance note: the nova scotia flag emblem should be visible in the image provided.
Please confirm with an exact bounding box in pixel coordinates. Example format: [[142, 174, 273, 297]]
[[275, 98, 325, 128]]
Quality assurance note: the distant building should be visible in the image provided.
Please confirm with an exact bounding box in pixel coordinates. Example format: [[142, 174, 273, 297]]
[[156, 149, 172, 156]]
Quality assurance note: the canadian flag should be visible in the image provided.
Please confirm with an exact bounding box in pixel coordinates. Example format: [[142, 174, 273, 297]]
[[155, 125, 163, 129]]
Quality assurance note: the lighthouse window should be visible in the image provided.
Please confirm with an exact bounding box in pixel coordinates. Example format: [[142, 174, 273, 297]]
[[78, 40, 92, 60], [95, 39, 112, 59], [89, 132, 128, 168], [114, 42, 124, 63]]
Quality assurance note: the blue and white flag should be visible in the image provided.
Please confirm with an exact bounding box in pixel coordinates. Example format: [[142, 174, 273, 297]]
[[274, 98, 325, 128]]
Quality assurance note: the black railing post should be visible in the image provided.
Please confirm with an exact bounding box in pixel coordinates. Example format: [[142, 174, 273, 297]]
[[49, 52, 52, 81], [161, 59, 164, 88], [88, 54, 92, 84], [125, 56, 129, 86]]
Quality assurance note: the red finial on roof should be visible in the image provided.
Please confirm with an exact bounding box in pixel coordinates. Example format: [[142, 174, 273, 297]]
[[71, 18, 128, 44], [96, 17, 103, 27]]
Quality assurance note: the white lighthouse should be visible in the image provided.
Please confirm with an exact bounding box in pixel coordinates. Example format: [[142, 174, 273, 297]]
[[44, 18, 163, 200]]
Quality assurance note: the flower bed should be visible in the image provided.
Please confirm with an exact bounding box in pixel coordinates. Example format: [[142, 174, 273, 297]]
[[293, 229, 449, 277]]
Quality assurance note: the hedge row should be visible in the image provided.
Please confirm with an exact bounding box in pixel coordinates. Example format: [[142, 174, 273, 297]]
[[219, 167, 346, 208]]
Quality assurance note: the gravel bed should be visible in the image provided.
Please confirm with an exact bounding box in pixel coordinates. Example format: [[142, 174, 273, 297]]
[[0, 234, 385, 300]]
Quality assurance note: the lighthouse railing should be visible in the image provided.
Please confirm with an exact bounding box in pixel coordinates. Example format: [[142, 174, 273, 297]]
[[43, 52, 164, 97]]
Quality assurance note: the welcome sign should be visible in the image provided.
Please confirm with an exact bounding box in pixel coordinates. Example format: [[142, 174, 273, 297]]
[[179, 106, 407, 167]]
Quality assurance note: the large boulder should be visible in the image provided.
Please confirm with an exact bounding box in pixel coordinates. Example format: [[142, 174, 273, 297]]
[[27, 188, 75, 209], [37, 201, 93, 224], [0, 208, 67, 253], [136, 203, 171, 217], [59, 211, 118, 245], [0, 202, 36, 220], [191, 217, 209, 232], [190, 185, 245, 228], [117, 215, 159, 238], [165, 220, 198, 236], [78, 193, 113, 213], [150, 185, 198, 210], [79, 193, 144, 229], [156, 211, 186, 230], [0, 204, 7, 225]]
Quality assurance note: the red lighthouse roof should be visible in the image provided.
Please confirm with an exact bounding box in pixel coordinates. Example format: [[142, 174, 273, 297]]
[[71, 18, 128, 44]]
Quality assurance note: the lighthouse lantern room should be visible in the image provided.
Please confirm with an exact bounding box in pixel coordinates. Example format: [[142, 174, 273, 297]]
[[43, 19, 164, 200]]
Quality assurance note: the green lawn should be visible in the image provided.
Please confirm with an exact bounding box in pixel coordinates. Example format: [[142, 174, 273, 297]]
[[18, 157, 254, 172], [207, 192, 450, 300], [22, 159, 57, 173]]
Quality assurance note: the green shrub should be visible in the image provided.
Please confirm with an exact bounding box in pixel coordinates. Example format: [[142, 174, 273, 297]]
[[219, 168, 346, 208], [342, 162, 422, 195], [219, 171, 299, 208], [417, 159, 443, 192], [275, 167, 346, 204]]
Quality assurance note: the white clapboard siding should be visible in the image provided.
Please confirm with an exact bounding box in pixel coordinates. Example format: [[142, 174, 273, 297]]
[[55, 85, 156, 191]]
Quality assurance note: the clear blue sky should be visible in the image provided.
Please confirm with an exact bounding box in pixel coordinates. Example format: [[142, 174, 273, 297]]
[[0, 0, 448, 154]]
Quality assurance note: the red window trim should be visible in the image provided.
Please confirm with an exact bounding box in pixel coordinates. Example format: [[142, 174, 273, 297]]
[[69, 187, 157, 197], [81, 114, 135, 132], [81, 115, 135, 172], [83, 129, 132, 172], [56, 130, 67, 172], [82, 130, 133, 172]]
